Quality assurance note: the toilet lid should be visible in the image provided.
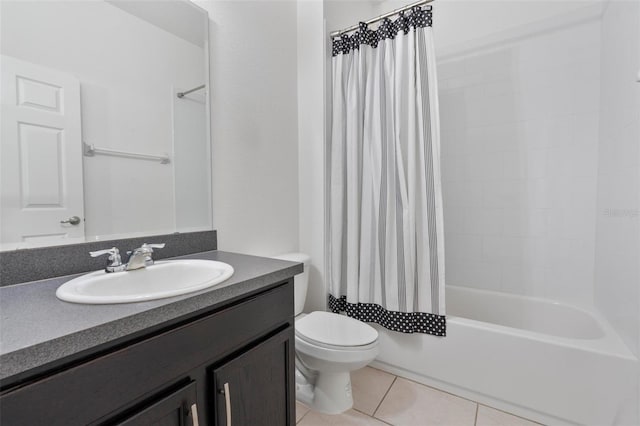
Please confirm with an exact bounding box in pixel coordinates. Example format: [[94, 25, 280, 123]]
[[295, 311, 378, 347]]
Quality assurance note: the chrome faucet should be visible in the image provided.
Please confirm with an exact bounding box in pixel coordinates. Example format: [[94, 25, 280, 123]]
[[90, 243, 165, 273], [125, 243, 165, 271], [90, 247, 126, 273]]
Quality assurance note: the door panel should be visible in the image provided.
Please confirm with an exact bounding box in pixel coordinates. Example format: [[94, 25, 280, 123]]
[[116, 381, 199, 426], [212, 329, 294, 426], [1, 55, 85, 246]]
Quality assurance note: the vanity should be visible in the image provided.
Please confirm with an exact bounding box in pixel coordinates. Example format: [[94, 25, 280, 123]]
[[0, 247, 302, 425]]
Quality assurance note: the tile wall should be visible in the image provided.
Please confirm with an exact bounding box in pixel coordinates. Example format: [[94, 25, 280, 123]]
[[439, 17, 602, 306], [594, 0, 640, 358]]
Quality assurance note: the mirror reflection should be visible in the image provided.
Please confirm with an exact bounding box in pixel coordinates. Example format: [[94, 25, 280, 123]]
[[0, 0, 212, 250]]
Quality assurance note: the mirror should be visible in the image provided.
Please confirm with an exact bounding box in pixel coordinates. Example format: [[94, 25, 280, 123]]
[[0, 0, 212, 250]]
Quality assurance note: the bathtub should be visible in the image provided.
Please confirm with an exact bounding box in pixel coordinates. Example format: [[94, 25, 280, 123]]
[[371, 285, 638, 425]]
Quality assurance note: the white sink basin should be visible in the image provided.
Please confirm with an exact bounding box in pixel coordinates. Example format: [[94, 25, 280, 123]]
[[56, 259, 234, 304]]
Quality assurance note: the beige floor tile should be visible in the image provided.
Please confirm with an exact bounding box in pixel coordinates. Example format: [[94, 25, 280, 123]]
[[298, 409, 389, 426], [297, 402, 311, 423], [374, 378, 477, 426], [475, 405, 541, 426], [351, 367, 397, 415]]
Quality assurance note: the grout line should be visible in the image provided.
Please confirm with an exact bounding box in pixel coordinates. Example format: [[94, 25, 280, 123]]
[[376, 417, 395, 425], [372, 375, 398, 419], [394, 372, 480, 405], [397, 374, 539, 424], [352, 408, 394, 426], [297, 368, 538, 426], [296, 404, 310, 424], [477, 404, 542, 425], [374, 365, 540, 424], [367, 365, 393, 374]]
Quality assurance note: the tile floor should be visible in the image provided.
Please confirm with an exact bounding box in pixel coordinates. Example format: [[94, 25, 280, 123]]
[[296, 367, 542, 426]]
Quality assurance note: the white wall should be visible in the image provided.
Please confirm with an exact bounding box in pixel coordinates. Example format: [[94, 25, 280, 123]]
[[1, 1, 205, 240], [297, 0, 327, 312], [376, 0, 605, 54], [594, 1, 640, 423], [324, 0, 376, 33], [438, 7, 602, 306], [594, 0, 640, 358], [196, 0, 300, 256]]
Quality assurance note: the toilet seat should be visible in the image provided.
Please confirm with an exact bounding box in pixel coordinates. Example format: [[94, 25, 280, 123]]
[[295, 311, 378, 349], [295, 333, 379, 352]]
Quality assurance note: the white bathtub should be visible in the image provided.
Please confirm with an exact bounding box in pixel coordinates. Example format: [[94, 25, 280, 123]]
[[371, 286, 638, 425]]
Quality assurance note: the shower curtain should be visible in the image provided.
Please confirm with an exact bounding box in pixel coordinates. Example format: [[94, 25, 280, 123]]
[[328, 6, 446, 336]]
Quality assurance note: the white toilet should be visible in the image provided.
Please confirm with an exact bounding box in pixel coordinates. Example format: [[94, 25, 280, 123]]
[[273, 253, 379, 414]]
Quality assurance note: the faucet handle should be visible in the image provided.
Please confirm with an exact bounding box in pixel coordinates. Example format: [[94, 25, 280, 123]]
[[125, 243, 165, 271], [130, 243, 165, 255], [90, 247, 120, 259], [142, 243, 165, 250], [90, 247, 125, 273]]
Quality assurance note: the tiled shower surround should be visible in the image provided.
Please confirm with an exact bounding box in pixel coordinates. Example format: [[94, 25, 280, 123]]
[[594, 0, 640, 357], [438, 13, 602, 306]]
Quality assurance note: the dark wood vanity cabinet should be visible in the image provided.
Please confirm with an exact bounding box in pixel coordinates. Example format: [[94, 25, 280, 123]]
[[117, 381, 199, 426], [0, 280, 295, 426], [212, 329, 291, 426]]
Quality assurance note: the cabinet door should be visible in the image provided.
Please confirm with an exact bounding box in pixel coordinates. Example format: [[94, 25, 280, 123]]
[[115, 382, 199, 426], [212, 328, 295, 426]]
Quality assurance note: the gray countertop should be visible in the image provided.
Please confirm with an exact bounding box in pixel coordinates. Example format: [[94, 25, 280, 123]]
[[0, 250, 302, 387]]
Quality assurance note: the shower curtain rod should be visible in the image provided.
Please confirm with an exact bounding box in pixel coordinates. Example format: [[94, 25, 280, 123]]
[[177, 84, 206, 98], [330, 0, 434, 38]]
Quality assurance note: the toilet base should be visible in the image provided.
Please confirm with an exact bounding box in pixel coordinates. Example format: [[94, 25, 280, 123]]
[[295, 366, 354, 414], [313, 371, 354, 414]]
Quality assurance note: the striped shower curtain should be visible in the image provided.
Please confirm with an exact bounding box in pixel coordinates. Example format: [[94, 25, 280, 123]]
[[328, 6, 446, 336]]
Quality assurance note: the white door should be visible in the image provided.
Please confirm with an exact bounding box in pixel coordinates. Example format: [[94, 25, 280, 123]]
[[1, 55, 85, 246]]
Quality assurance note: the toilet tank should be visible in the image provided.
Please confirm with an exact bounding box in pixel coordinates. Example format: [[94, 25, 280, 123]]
[[272, 253, 310, 316]]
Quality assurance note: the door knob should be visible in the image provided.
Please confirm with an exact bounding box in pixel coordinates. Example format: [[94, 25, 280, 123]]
[[60, 216, 81, 225]]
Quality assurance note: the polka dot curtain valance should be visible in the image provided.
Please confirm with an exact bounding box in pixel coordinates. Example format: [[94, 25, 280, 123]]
[[332, 6, 433, 56], [328, 5, 446, 336]]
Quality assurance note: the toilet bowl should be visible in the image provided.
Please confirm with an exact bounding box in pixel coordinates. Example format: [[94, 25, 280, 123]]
[[272, 253, 379, 414]]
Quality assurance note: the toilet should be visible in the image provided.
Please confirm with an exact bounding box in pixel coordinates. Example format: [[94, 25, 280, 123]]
[[272, 253, 379, 414]]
